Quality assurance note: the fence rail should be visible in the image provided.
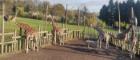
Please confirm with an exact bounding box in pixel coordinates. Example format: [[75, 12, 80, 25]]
[[109, 30, 140, 55], [0, 29, 82, 55]]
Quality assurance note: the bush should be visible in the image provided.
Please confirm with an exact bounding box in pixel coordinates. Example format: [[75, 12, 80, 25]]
[[21, 12, 44, 20], [17, 7, 24, 17], [114, 21, 129, 29], [97, 19, 106, 28], [86, 16, 97, 26]]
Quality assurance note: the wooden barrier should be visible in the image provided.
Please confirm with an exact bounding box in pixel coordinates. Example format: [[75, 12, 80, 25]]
[[109, 31, 140, 55], [0, 30, 21, 54], [0, 29, 82, 55], [3, 28, 140, 56]]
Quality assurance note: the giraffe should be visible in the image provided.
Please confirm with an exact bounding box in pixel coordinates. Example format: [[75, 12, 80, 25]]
[[114, 25, 132, 40], [92, 25, 111, 49], [17, 23, 39, 53], [49, 16, 65, 45], [129, 25, 137, 59], [109, 24, 133, 50], [129, 7, 138, 59]]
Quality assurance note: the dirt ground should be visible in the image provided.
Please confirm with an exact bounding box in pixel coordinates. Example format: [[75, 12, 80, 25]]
[[0, 40, 140, 60]]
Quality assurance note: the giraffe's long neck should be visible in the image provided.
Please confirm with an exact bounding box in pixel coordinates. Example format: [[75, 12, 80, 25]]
[[17, 23, 36, 34], [124, 25, 132, 34], [116, 24, 133, 40], [51, 16, 60, 32], [131, 25, 137, 42], [51, 16, 55, 28]]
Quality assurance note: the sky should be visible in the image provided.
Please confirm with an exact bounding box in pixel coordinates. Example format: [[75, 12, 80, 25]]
[[41, 0, 137, 13]]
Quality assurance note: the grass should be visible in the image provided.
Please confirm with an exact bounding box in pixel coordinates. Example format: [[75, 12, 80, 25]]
[[0, 16, 117, 39], [0, 17, 98, 32]]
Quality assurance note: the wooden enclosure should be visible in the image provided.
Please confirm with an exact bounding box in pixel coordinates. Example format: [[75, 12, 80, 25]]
[[0, 29, 82, 55]]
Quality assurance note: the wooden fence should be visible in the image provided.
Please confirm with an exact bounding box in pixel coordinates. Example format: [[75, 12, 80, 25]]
[[0, 29, 82, 55], [109, 31, 140, 55]]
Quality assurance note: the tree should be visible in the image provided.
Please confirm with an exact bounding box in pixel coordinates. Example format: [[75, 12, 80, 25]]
[[1, 0, 15, 15], [81, 6, 88, 25], [38, 1, 50, 20], [99, 0, 116, 26], [24, 0, 35, 12], [66, 10, 75, 23], [86, 15, 97, 26], [108, 0, 116, 26], [135, 0, 140, 26], [0, 1, 2, 15], [99, 0, 140, 26], [99, 5, 109, 23], [51, 4, 65, 17], [97, 20, 106, 28], [82, 6, 88, 16]]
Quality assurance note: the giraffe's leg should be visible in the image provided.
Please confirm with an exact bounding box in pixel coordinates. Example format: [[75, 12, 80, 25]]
[[29, 36, 34, 51], [97, 39, 101, 48], [122, 41, 124, 50], [62, 36, 64, 45], [35, 36, 39, 52], [124, 41, 126, 50], [130, 45, 134, 59], [62, 34, 64, 45], [25, 38, 27, 53], [129, 43, 135, 59], [107, 37, 110, 49], [97, 39, 99, 48], [124, 41, 125, 50], [60, 35, 64, 46], [98, 37, 102, 48], [132, 43, 136, 58], [97, 36, 99, 48], [32, 40, 35, 51], [31, 38, 35, 51], [25, 37, 29, 53], [100, 39, 102, 48], [60, 36, 62, 46], [106, 38, 109, 49], [122, 41, 123, 50], [58, 35, 61, 46], [54, 31, 57, 45], [105, 37, 108, 49]]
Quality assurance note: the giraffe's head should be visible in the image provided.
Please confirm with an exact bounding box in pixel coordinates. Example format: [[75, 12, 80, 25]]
[[4, 15, 9, 22]]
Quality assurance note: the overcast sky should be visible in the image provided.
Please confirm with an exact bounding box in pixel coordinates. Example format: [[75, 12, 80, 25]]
[[42, 0, 137, 13]]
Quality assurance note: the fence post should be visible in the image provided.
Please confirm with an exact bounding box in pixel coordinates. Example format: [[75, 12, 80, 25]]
[[1, 2, 5, 54], [5, 45, 7, 53], [19, 38, 21, 51], [46, 31, 49, 45], [14, 30, 17, 51], [45, 31, 48, 45], [78, 30, 80, 39], [73, 30, 75, 39], [70, 31, 72, 40], [38, 26, 41, 47], [54, 31, 57, 45]]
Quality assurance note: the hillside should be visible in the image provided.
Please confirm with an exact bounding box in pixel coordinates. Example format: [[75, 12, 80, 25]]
[[0, 17, 98, 35]]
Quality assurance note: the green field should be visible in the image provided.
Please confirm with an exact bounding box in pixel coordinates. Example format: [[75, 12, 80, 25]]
[[0, 16, 117, 38], [0, 17, 95, 33]]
